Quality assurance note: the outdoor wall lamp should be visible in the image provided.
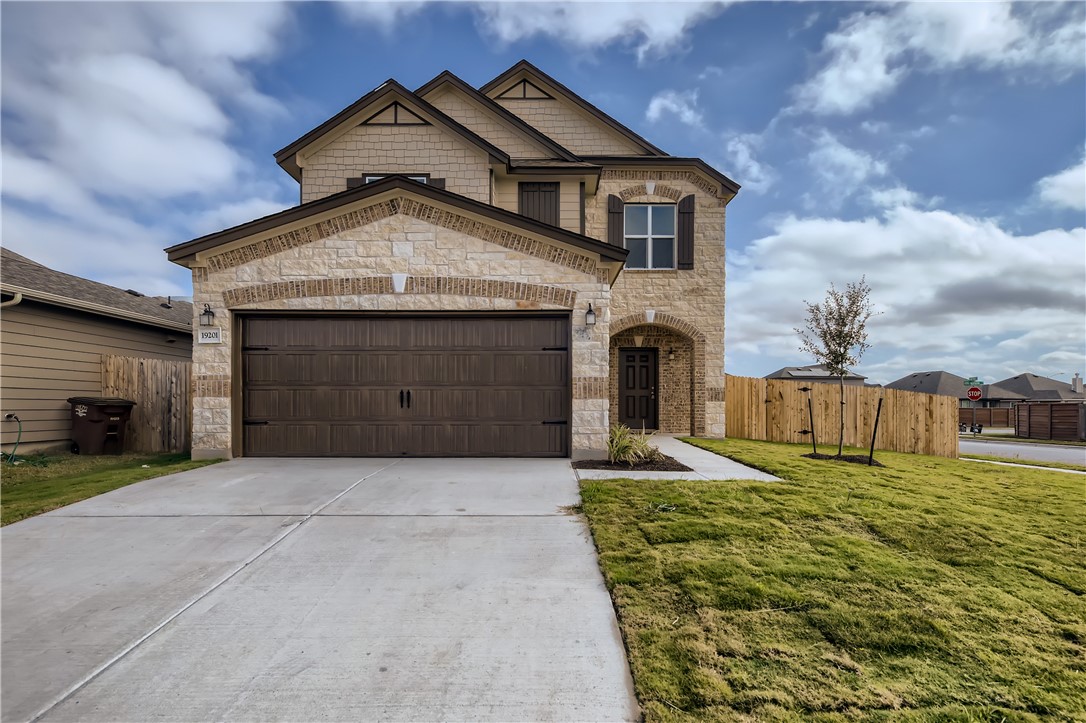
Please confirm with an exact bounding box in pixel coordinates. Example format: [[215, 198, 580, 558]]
[[667, 348, 675, 361], [585, 303, 597, 327], [199, 304, 216, 326]]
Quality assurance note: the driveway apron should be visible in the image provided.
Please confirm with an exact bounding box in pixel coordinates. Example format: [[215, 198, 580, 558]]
[[1, 458, 638, 722]]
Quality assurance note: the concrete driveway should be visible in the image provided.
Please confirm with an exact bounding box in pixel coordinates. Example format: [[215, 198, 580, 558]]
[[2, 458, 638, 722]]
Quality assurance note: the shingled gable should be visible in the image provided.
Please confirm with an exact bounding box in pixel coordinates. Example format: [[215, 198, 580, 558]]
[[166, 174, 627, 275], [415, 71, 580, 162], [480, 59, 667, 157], [273, 79, 511, 182]]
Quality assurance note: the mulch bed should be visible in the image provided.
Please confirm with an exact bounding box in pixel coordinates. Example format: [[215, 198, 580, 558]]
[[802, 452, 885, 467], [573, 454, 693, 472]]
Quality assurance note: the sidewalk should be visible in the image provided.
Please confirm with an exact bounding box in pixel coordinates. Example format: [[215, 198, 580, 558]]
[[574, 436, 779, 482]]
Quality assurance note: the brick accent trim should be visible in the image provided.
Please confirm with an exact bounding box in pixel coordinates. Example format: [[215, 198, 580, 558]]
[[194, 375, 230, 398], [192, 268, 209, 283], [223, 276, 577, 308], [205, 195, 599, 277], [602, 169, 721, 199], [617, 183, 683, 202], [707, 387, 725, 402], [573, 376, 608, 399], [610, 312, 707, 342]]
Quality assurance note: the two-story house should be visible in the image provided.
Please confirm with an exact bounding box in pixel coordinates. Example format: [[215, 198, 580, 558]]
[[166, 61, 739, 460]]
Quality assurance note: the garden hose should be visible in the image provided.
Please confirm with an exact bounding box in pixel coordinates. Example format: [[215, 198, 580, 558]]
[[4, 414, 21, 464]]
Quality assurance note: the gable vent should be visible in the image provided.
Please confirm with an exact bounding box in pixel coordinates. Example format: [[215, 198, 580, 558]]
[[496, 79, 554, 100], [361, 102, 430, 126]]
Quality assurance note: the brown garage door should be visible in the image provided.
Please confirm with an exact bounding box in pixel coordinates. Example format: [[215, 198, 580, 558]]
[[241, 315, 570, 457]]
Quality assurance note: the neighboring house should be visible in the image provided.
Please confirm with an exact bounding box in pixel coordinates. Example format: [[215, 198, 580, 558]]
[[0, 248, 193, 453], [166, 60, 739, 460], [886, 370, 1026, 408], [765, 364, 867, 387], [993, 372, 1085, 402]]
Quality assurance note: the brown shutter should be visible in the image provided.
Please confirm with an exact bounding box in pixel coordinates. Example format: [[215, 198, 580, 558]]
[[519, 182, 559, 226], [607, 194, 624, 246], [677, 195, 695, 269], [429, 177, 445, 189]]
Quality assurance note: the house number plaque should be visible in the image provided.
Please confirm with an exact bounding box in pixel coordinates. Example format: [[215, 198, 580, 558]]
[[198, 327, 223, 344]]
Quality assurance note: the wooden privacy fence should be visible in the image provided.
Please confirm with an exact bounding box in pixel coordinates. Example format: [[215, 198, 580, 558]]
[[102, 355, 192, 453], [725, 375, 959, 458], [958, 407, 1013, 428], [1015, 402, 1086, 441]]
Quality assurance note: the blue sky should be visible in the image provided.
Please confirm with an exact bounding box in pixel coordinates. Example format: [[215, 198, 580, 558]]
[[2, 1, 1084, 385]]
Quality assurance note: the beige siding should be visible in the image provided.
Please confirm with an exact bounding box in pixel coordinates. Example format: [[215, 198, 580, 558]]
[[493, 178, 582, 234], [426, 89, 550, 160], [494, 98, 645, 156], [300, 124, 491, 203], [1, 301, 192, 450]]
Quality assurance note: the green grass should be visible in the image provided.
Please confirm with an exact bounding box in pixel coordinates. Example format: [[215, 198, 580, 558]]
[[580, 438, 1085, 721], [960, 453, 1086, 473], [1, 452, 218, 525]]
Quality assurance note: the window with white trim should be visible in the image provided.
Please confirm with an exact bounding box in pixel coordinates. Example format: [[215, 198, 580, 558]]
[[624, 204, 675, 269], [364, 175, 428, 184]]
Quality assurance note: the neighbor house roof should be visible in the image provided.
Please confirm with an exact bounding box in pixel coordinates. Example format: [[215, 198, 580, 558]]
[[480, 59, 668, 156], [273, 79, 510, 182], [765, 363, 867, 381], [993, 373, 1085, 401], [0, 247, 192, 331], [885, 371, 1025, 400], [166, 175, 628, 272]]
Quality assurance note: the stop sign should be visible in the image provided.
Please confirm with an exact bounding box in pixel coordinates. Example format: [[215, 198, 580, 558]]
[[966, 386, 983, 402]]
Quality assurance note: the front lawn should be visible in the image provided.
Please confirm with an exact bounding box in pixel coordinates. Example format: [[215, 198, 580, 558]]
[[1, 452, 218, 525], [580, 438, 1085, 721]]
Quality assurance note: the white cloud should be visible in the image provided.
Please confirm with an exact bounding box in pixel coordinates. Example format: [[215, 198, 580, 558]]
[[726, 200, 1086, 384], [721, 133, 776, 194], [646, 89, 703, 128], [698, 65, 724, 81], [1, 3, 294, 295], [334, 1, 428, 31], [1035, 153, 1086, 211], [805, 129, 887, 205], [794, 3, 1086, 116], [865, 186, 921, 209], [471, 1, 728, 62]]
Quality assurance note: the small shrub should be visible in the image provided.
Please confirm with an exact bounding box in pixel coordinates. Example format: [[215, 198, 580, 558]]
[[608, 424, 664, 466]]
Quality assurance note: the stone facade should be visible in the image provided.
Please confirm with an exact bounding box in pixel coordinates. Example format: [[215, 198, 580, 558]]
[[300, 124, 491, 203], [587, 172, 727, 438], [190, 199, 611, 459]]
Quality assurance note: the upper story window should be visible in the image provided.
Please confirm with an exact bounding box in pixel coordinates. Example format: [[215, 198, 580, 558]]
[[624, 204, 675, 269], [346, 175, 444, 190], [365, 175, 428, 184]]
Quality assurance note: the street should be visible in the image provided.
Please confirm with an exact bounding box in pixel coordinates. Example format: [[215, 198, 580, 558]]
[[959, 439, 1086, 466]]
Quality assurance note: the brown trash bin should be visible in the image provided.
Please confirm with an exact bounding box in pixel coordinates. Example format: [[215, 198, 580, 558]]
[[67, 397, 136, 455]]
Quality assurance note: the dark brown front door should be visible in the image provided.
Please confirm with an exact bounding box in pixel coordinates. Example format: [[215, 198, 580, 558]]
[[241, 315, 570, 457], [618, 348, 657, 430]]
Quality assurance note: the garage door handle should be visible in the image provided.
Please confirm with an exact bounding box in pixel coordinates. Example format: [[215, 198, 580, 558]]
[[400, 390, 405, 408], [406, 390, 411, 408], [542, 420, 568, 425], [244, 420, 269, 426]]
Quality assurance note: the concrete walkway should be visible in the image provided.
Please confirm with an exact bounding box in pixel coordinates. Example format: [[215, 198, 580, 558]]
[[2, 458, 638, 723], [574, 436, 779, 481]]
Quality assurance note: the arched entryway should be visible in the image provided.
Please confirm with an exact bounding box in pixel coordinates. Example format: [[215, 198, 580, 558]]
[[609, 312, 707, 435]]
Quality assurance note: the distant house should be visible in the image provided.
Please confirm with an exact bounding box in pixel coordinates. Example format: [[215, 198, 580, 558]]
[[885, 370, 1025, 408], [765, 363, 867, 387], [0, 248, 193, 453], [993, 372, 1085, 402]]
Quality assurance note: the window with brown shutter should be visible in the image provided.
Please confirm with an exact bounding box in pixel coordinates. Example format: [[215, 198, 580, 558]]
[[677, 195, 695, 269], [518, 182, 559, 226]]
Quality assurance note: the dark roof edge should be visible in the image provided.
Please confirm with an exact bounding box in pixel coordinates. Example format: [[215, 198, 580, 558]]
[[166, 175, 628, 266], [581, 156, 741, 196], [415, 71, 580, 162], [479, 60, 668, 157], [0, 283, 192, 332], [273, 79, 510, 180]]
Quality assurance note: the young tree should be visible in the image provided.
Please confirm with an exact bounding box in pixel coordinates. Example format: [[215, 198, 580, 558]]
[[795, 277, 877, 457]]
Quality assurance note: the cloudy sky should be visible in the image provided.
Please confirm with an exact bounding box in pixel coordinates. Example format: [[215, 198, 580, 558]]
[[2, 1, 1084, 384]]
